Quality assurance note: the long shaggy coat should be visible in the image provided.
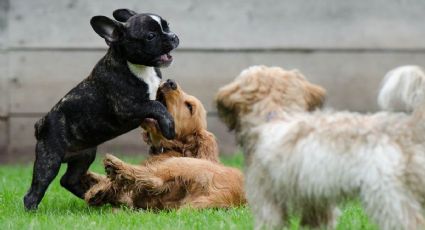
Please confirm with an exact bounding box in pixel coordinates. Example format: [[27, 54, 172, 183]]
[[215, 65, 425, 230]]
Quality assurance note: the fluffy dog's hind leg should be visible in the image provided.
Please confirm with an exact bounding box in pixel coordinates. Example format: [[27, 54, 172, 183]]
[[246, 171, 286, 230], [299, 202, 340, 229], [250, 191, 285, 230], [361, 182, 425, 230], [60, 147, 97, 198]]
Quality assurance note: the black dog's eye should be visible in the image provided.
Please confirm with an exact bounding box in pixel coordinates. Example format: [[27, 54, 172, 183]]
[[146, 32, 156, 41], [185, 102, 193, 114]]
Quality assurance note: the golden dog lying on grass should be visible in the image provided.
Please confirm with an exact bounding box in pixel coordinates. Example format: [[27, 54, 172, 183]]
[[83, 80, 246, 210], [215, 65, 425, 230]]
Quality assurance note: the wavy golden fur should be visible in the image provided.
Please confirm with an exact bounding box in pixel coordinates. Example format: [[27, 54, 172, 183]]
[[83, 81, 245, 210], [142, 81, 219, 162]]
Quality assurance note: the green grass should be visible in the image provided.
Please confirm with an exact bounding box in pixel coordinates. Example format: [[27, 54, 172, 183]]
[[0, 153, 376, 230]]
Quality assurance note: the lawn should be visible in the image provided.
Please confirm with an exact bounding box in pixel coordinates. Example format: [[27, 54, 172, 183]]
[[0, 153, 377, 230]]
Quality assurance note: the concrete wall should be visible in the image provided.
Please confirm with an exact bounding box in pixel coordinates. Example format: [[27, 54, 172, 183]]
[[1, 0, 425, 162]]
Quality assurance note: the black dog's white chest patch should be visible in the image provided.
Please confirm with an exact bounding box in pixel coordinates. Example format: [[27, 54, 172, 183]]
[[127, 62, 160, 100]]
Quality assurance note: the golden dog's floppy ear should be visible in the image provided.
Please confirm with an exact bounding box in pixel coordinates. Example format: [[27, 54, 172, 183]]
[[304, 83, 326, 111], [194, 130, 219, 162]]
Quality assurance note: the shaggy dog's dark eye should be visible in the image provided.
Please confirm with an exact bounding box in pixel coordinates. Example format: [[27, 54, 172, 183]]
[[185, 102, 193, 114], [146, 32, 156, 41]]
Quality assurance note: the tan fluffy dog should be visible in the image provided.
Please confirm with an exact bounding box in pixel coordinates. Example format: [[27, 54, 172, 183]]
[[84, 80, 245, 209], [215, 65, 425, 230]]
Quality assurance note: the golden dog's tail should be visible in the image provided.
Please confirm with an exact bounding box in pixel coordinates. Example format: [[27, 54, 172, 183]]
[[378, 65, 425, 113]]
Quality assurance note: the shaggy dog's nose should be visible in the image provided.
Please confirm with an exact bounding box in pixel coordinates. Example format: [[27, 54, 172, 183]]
[[165, 79, 177, 90]]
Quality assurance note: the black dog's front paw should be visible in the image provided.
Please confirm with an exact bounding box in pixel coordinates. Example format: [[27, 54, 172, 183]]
[[158, 118, 175, 140]]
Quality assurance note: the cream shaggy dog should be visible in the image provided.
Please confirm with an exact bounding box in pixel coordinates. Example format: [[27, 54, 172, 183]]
[[215, 65, 425, 230]]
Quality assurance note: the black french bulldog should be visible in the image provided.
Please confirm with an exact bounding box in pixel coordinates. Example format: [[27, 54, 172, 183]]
[[23, 9, 179, 210]]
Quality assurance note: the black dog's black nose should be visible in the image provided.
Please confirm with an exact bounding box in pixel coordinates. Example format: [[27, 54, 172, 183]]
[[170, 34, 178, 42], [166, 79, 177, 90], [168, 33, 179, 47]]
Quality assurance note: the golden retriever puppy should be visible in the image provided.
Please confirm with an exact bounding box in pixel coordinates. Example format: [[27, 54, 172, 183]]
[[215, 65, 425, 230], [140, 79, 219, 163], [84, 80, 245, 209]]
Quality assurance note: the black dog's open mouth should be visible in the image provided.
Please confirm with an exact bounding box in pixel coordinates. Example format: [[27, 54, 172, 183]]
[[155, 53, 173, 66]]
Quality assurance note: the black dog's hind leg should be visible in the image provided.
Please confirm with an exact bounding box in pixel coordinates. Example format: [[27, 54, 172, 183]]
[[60, 147, 97, 199], [24, 140, 64, 210]]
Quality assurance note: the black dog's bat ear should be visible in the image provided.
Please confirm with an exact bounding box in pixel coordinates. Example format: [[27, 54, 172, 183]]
[[113, 9, 137, 22], [90, 16, 122, 45]]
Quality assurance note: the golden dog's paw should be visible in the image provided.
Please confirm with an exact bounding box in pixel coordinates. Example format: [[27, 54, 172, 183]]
[[104, 153, 122, 165], [103, 154, 135, 185], [84, 184, 110, 206], [103, 154, 124, 179]]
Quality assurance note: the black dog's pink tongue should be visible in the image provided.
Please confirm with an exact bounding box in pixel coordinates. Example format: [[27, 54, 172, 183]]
[[160, 53, 172, 62]]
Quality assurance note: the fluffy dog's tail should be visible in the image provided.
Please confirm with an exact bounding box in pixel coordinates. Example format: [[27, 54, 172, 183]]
[[378, 65, 425, 113]]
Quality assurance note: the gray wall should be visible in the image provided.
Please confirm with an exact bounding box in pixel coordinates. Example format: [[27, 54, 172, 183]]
[[1, 0, 425, 162]]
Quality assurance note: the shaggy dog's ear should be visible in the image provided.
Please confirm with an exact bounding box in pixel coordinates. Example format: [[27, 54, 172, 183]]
[[216, 100, 238, 131], [290, 69, 326, 111], [194, 130, 219, 162], [304, 83, 326, 111], [215, 82, 241, 130]]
